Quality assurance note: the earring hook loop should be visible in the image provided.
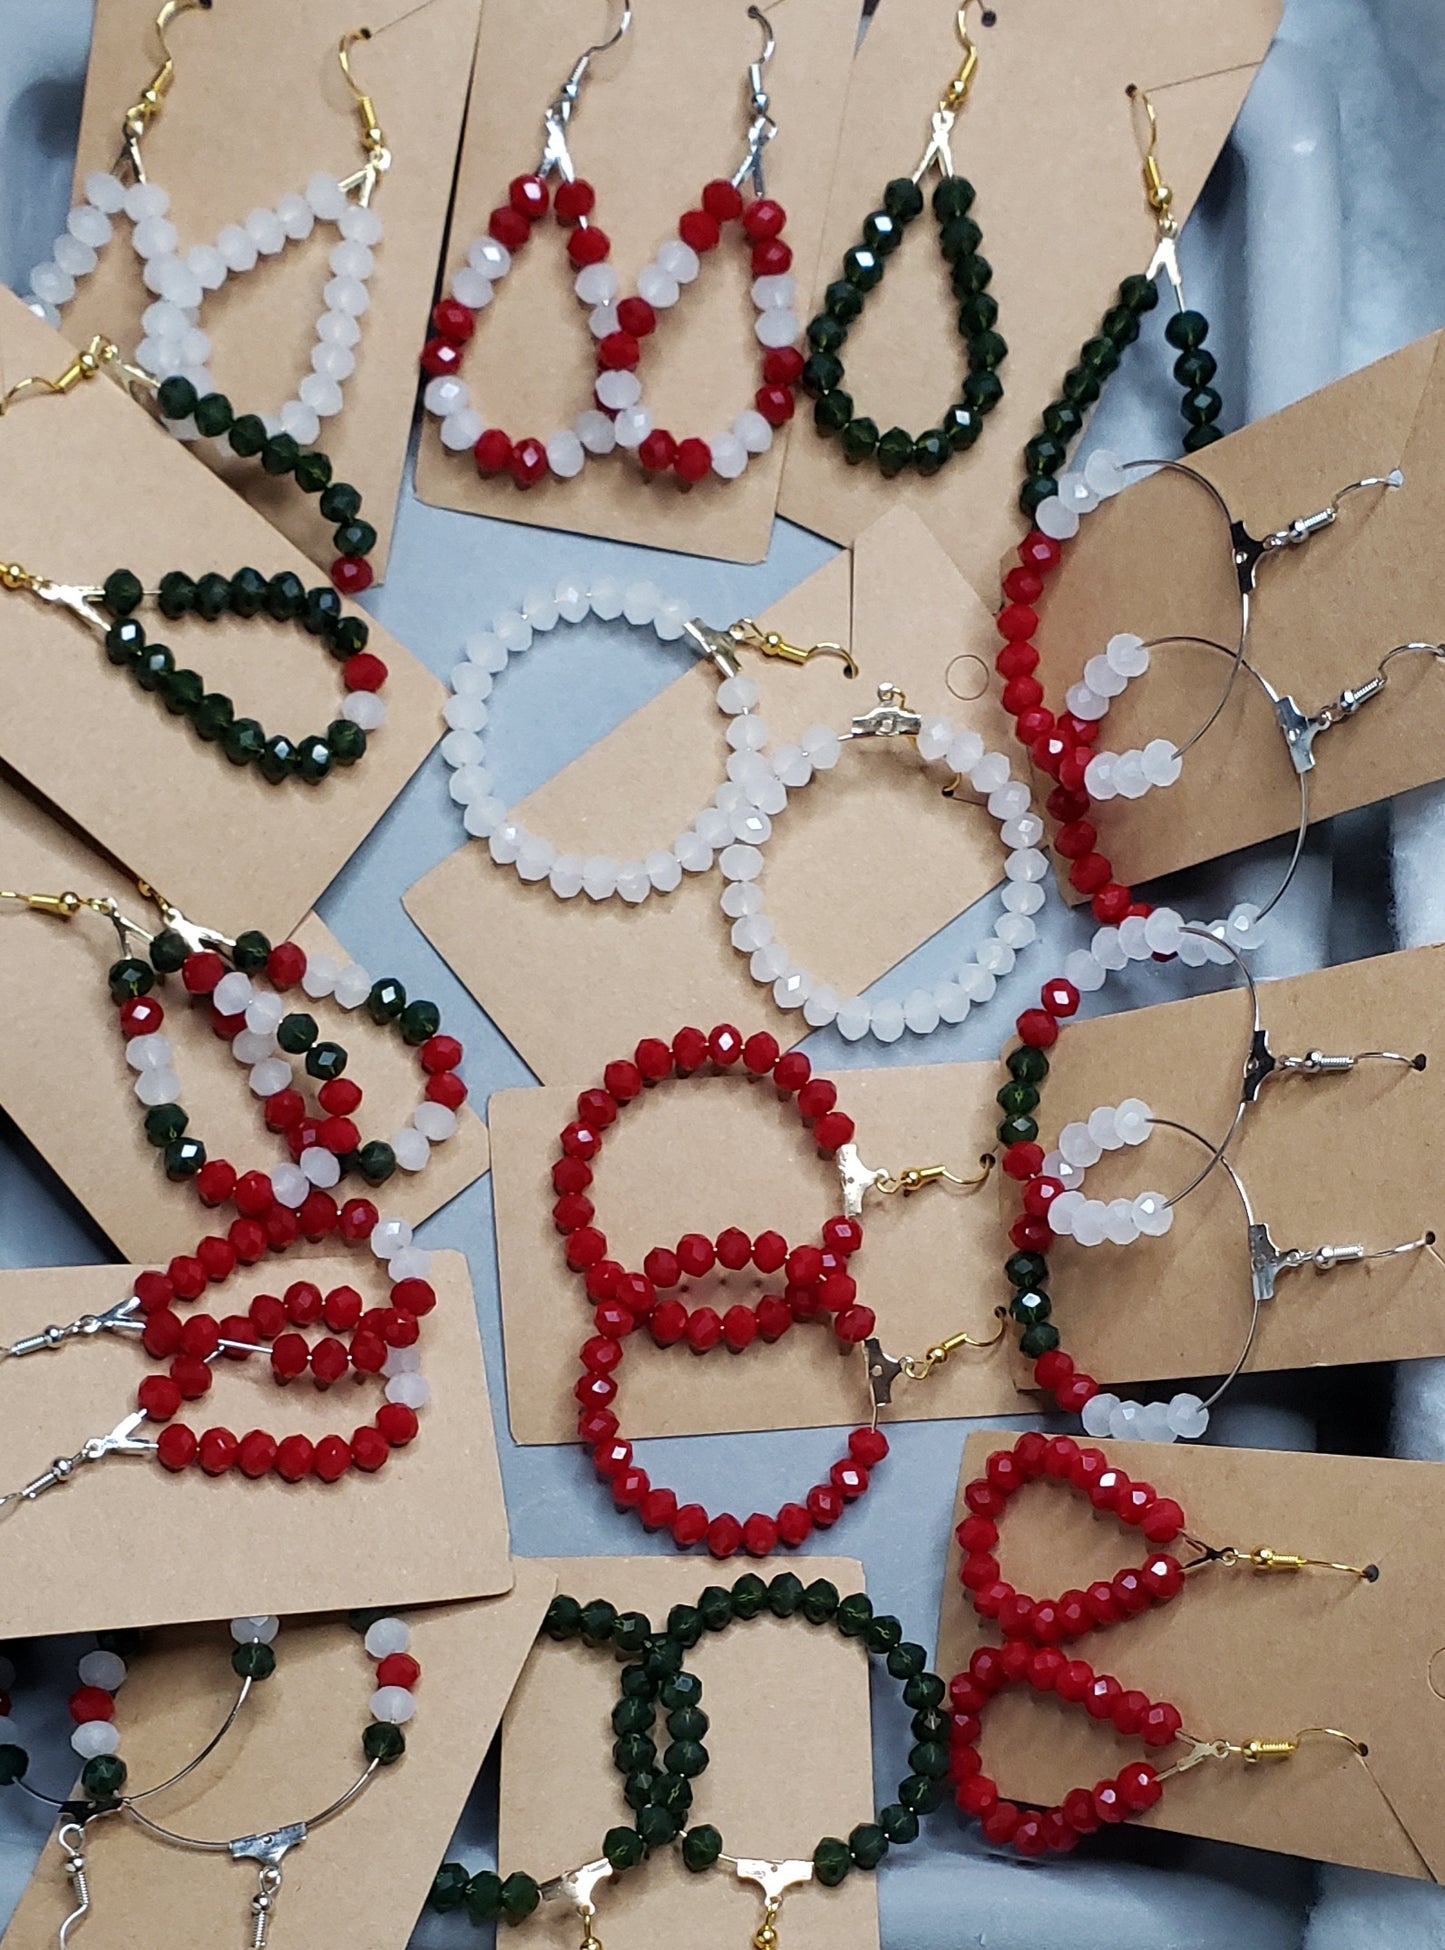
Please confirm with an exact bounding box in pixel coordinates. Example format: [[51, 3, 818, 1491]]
[[539, 2, 633, 182], [731, 5, 780, 195], [116, 0, 212, 181]]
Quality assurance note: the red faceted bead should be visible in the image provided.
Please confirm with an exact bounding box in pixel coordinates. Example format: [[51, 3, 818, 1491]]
[[742, 1513, 779, 1557], [474, 428, 514, 476], [674, 438, 712, 483], [274, 1435, 315, 1484], [957, 1774, 999, 1818], [248, 1292, 286, 1340], [829, 1459, 868, 1501], [69, 1685, 116, 1724], [849, 1428, 888, 1467], [1069, 852, 1113, 895], [834, 1305, 875, 1343], [567, 224, 611, 266], [702, 178, 744, 221], [377, 1403, 420, 1448], [602, 1059, 642, 1101], [554, 178, 596, 222], [1041, 978, 1080, 1020], [1141, 1700, 1183, 1747], [310, 1338, 350, 1387], [421, 335, 463, 379], [685, 1308, 723, 1353], [981, 1800, 1020, 1844], [599, 330, 643, 373], [488, 205, 531, 251], [996, 640, 1039, 681], [616, 296, 657, 339], [1023, 1175, 1065, 1220], [1142, 1496, 1185, 1545], [722, 1304, 757, 1351], [715, 1226, 751, 1269], [633, 1036, 672, 1080], [650, 1300, 688, 1346], [1019, 531, 1062, 572], [321, 1284, 362, 1329], [743, 197, 785, 239], [672, 1026, 709, 1071], [1141, 1553, 1184, 1604], [313, 1435, 352, 1484], [509, 437, 549, 488], [1111, 1568, 1151, 1616], [270, 1333, 309, 1381], [813, 1110, 855, 1152], [677, 1233, 716, 1278], [638, 428, 678, 472], [165, 1355, 211, 1400], [762, 345, 805, 387], [1055, 1658, 1093, 1703], [755, 383, 795, 426], [679, 208, 721, 252], [776, 1502, 812, 1546], [806, 1481, 845, 1527], [1009, 1213, 1051, 1251], [1048, 785, 1091, 822], [1057, 749, 1090, 793], [1016, 1009, 1060, 1049], [1111, 1688, 1150, 1736], [671, 1503, 709, 1547], [1002, 1141, 1045, 1181], [1117, 1481, 1156, 1526], [613, 1273, 653, 1318], [1056, 1371, 1099, 1412], [1003, 565, 1044, 604], [142, 1310, 183, 1359], [350, 1427, 390, 1473], [1091, 883, 1133, 924], [137, 1375, 181, 1422], [509, 173, 549, 220], [997, 602, 1038, 643], [196, 1235, 236, 1282], [343, 652, 387, 696], [643, 1247, 681, 1290], [612, 1465, 650, 1508], [332, 555, 374, 595], [157, 1424, 197, 1471], [752, 1230, 787, 1272], [432, 296, 476, 342], [706, 1513, 744, 1558], [237, 1430, 278, 1479], [1017, 707, 1056, 747], [1085, 1673, 1122, 1721], [639, 1487, 678, 1532], [228, 1218, 267, 1263], [119, 994, 164, 1037]]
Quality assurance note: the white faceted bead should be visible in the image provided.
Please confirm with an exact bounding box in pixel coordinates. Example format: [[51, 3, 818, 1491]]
[[546, 430, 586, 478], [340, 202, 383, 246], [1080, 1391, 1120, 1436], [189, 242, 229, 290], [555, 580, 589, 624], [728, 715, 769, 752], [751, 272, 797, 310], [1064, 948, 1106, 993], [986, 782, 1031, 825], [1049, 1191, 1084, 1236], [1119, 914, 1152, 959], [969, 750, 1011, 795], [916, 715, 954, 762], [271, 1162, 309, 1208], [386, 1371, 431, 1409], [1064, 682, 1108, 721], [574, 261, 618, 305], [802, 984, 840, 1027], [1083, 448, 1129, 499], [1135, 1400, 1177, 1443], [371, 1216, 413, 1260], [944, 729, 984, 777], [344, 692, 387, 732], [656, 238, 700, 283], [231, 1615, 280, 1644], [469, 235, 511, 279], [233, 1030, 274, 1065], [1143, 907, 1183, 954], [323, 275, 369, 317], [1059, 1122, 1102, 1169], [1001, 813, 1045, 850], [645, 849, 683, 893], [977, 938, 1015, 976], [306, 172, 349, 220], [587, 302, 620, 339], [615, 862, 651, 904], [1005, 848, 1049, 884], [958, 965, 996, 1003], [302, 953, 341, 998], [709, 431, 748, 479], [801, 725, 841, 769], [71, 1721, 122, 1759], [1109, 1398, 1143, 1439], [835, 996, 873, 1042], [389, 1246, 432, 1282], [123, 181, 170, 220], [1104, 1198, 1140, 1245], [636, 263, 679, 309], [1115, 1098, 1152, 1145], [216, 223, 259, 272], [276, 192, 316, 240], [279, 399, 322, 445], [245, 992, 285, 1034], [85, 171, 127, 213], [319, 308, 363, 349], [903, 988, 941, 1035], [330, 238, 375, 280], [695, 806, 732, 850], [717, 675, 760, 716], [1166, 1392, 1209, 1438], [364, 1617, 411, 1658], [1091, 926, 1127, 970], [750, 943, 789, 982], [245, 207, 286, 254], [754, 307, 800, 348], [773, 969, 811, 1011], [214, 970, 252, 1017], [54, 233, 98, 277], [370, 1685, 417, 1724], [582, 856, 618, 899], [613, 404, 653, 449], [312, 340, 356, 382], [135, 1066, 182, 1107], [771, 744, 812, 789], [1227, 901, 1265, 951], [652, 595, 692, 639], [248, 1057, 293, 1097], [1088, 1105, 1123, 1150], [673, 832, 713, 873], [78, 1649, 127, 1690], [995, 912, 1036, 950], [936, 982, 971, 1025], [721, 880, 762, 918], [126, 1032, 174, 1073], [720, 843, 764, 881], [549, 855, 585, 898], [30, 263, 76, 305], [494, 610, 532, 654], [1176, 925, 1212, 967], [583, 578, 622, 622], [869, 998, 906, 1042], [300, 1145, 342, 1189], [734, 408, 774, 454], [1113, 751, 1149, 800], [413, 1101, 459, 1145], [595, 369, 641, 411], [299, 373, 345, 417], [1036, 495, 1081, 541], [729, 805, 771, 846], [1133, 1192, 1173, 1237], [1057, 472, 1099, 515], [622, 581, 660, 626], [450, 265, 492, 308], [463, 796, 506, 839], [1201, 923, 1234, 965], [1073, 1201, 1109, 1247], [1105, 632, 1150, 678], [1083, 653, 1127, 699]]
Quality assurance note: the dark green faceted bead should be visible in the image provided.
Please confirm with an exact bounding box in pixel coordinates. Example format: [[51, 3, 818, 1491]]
[[666, 1705, 708, 1743], [143, 1103, 187, 1147], [731, 1574, 768, 1619], [499, 1872, 540, 1921], [1008, 1046, 1049, 1083], [880, 1803, 919, 1845], [1165, 308, 1209, 351], [148, 929, 188, 973], [223, 718, 266, 766], [997, 1078, 1040, 1115], [909, 1739, 950, 1779], [876, 426, 913, 477], [544, 1594, 583, 1639], [102, 569, 144, 616], [664, 1738, 708, 1778], [193, 693, 235, 741], [1118, 272, 1160, 314], [660, 1672, 703, 1713], [0, 1745, 27, 1785], [624, 1766, 660, 1810], [849, 1823, 888, 1871], [663, 1602, 703, 1647], [682, 1825, 722, 1872], [193, 572, 231, 620], [267, 572, 307, 621], [841, 415, 880, 463], [813, 1837, 852, 1887], [319, 482, 363, 525], [400, 1000, 442, 1045], [997, 1112, 1038, 1148], [699, 1588, 734, 1631], [899, 1773, 943, 1813], [957, 289, 999, 335], [1102, 303, 1141, 346], [1009, 1289, 1051, 1329], [604, 1826, 646, 1871], [1080, 334, 1121, 378], [156, 374, 198, 420], [1019, 474, 1060, 516], [304, 586, 344, 636], [883, 176, 925, 222], [262, 434, 301, 477], [951, 252, 993, 296], [193, 392, 233, 438], [228, 565, 267, 616], [347, 1607, 399, 1634], [636, 1804, 679, 1848], [157, 570, 196, 618], [801, 351, 845, 397], [768, 1571, 805, 1616], [163, 1136, 206, 1181], [1005, 1250, 1048, 1289], [1041, 398, 1084, 440], [1183, 422, 1224, 452], [912, 428, 951, 475], [814, 391, 853, 435], [863, 208, 903, 255], [259, 735, 299, 783], [864, 1613, 903, 1653], [134, 643, 175, 691], [429, 1863, 469, 1912], [642, 1637, 684, 1679], [801, 1577, 840, 1623], [368, 977, 406, 1024], [304, 1043, 347, 1084], [806, 314, 847, 358], [968, 329, 1008, 372], [942, 403, 981, 452], [1174, 347, 1218, 389], [331, 615, 369, 656], [1061, 364, 1101, 407], [1020, 1320, 1061, 1357], [232, 929, 271, 973], [327, 719, 366, 765], [1182, 386, 1223, 425], [1023, 432, 1066, 478], [613, 1733, 656, 1774], [835, 1592, 873, 1638], [162, 668, 204, 715], [842, 245, 884, 290], [80, 1754, 127, 1801], [933, 175, 975, 220], [232, 1640, 276, 1680], [887, 1641, 928, 1680], [334, 518, 378, 558], [295, 448, 333, 494], [652, 1769, 694, 1814], [940, 215, 983, 262], [903, 1672, 945, 1711], [963, 369, 1003, 414], [463, 1871, 502, 1922], [295, 735, 332, 783], [620, 1666, 657, 1702], [275, 1011, 318, 1054], [613, 1695, 655, 1737], [613, 1610, 652, 1654], [911, 1706, 949, 1742], [580, 1597, 619, 1643], [108, 958, 154, 1001], [105, 618, 146, 666], [823, 278, 864, 324], [229, 413, 268, 458]]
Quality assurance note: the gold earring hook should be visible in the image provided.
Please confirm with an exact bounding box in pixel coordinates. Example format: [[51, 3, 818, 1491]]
[[337, 26, 392, 201], [727, 619, 858, 680], [1126, 82, 1174, 224], [117, 0, 211, 180], [947, 5, 981, 105], [0, 336, 153, 417], [1181, 1534, 1380, 1581]]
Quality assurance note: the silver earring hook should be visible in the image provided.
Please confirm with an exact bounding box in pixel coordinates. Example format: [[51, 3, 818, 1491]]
[[1277, 638, 1445, 775], [56, 1823, 92, 1950], [732, 4, 780, 195], [538, 1, 633, 183]]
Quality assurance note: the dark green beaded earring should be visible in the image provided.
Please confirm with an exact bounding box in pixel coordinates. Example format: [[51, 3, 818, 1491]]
[[801, 13, 1004, 478]]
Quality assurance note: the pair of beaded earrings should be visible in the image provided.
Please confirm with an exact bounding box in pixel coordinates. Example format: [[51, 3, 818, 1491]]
[[421, 3, 807, 491], [442, 587, 1048, 1047], [4, 1611, 415, 1949]]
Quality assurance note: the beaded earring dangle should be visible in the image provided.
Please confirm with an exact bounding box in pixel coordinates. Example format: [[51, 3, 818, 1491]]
[[803, 4, 1005, 478], [721, 684, 1049, 1044], [419, 3, 634, 486], [443, 583, 855, 902], [0, 881, 466, 1218], [24, 2, 391, 457]]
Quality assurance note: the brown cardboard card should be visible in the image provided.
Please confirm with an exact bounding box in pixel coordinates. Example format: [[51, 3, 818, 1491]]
[[63, 0, 485, 576], [936, 1436, 1445, 1879], [412, 0, 859, 562], [406, 509, 1018, 1083], [777, 0, 1280, 580], [502, 1558, 880, 1950], [491, 1058, 1019, 1445], [1, 1567, 555, 1950], [0, 1251, 512, 1637], [1039, 327, 1445, 894], [1009, 943, 1445, 1396], [0, 773, 488, 1264], [0, 293, 445, 935]]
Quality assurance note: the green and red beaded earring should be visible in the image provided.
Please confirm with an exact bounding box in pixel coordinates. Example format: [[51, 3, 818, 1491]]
[[803, 6, 1003, 478]]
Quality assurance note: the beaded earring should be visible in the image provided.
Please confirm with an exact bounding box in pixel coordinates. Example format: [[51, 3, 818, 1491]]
[[947, 1434, 1430, 1869], [25, 4, 390, 459], [0, 1230, 436, 1504], [0, 884, 466, 1220], [720, 684, 1048, 1044], [117, 1609, 415, 1950], [803, 4, 1004, 478], [442, 579, 854, 902], [419, 4, 633, 487]]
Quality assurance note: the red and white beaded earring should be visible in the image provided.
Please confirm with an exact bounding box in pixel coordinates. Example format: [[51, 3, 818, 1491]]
[[419, 4, 634, 487], [602, 5, 807, 487]]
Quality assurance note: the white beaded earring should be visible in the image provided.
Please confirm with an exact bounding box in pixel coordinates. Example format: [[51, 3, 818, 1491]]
[[25, 6, 390, 450], [720, 683, 1049, 1043], [441, 579, 856, 904]]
